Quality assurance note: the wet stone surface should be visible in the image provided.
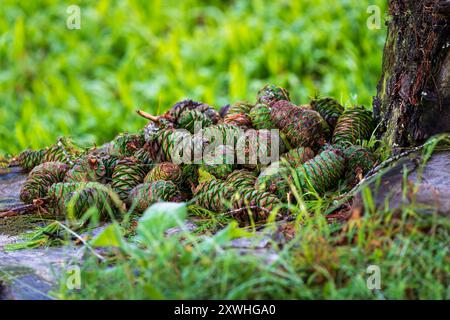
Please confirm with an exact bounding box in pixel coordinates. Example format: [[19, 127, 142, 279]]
[[353, 151, 450, 215], [0, 166, 27, 212], [0, 167, 82, 300]]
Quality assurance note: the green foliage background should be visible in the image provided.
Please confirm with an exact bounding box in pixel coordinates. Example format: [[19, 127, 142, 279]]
[[0, 0, 387, 155]]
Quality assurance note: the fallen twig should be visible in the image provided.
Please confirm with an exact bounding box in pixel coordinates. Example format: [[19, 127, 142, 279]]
[[136, 109, 159, 122], [0, 204, 37, 218]]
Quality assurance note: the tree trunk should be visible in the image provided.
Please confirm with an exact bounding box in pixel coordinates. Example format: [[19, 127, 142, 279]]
[[373, 0, 450, 149]]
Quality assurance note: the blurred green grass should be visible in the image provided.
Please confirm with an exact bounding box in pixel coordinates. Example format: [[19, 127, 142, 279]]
[[0, 0, 387, 155]]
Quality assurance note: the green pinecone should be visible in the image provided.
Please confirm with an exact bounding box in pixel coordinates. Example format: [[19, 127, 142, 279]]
[[256, 84, 290, 105], [193, 178, 234, 212], [270, 100, 330, 150], [249, 103, 275, 130], [281, 147, 315, 167], [64, 155, 107, 183], [65, 184, 123, 222], [48, 181, 99, 201], [223, 113, 252, 129], [20, 162, 69, 203], [223, 101, 253, 128], [230, 188, 281, 222], [225, 169, 257, 190], [15, 149, 45, 171], [147, 128, 193, 162], [109, 132, 145, 157], [129, 181, 182, 213], [169, 99, 221, 125], [42, 137, 81, 164], [111, 158, 149, 202], [177, 109, 213, 133], [99, 154, 121, 182], [310, 97, 344, 130], [47, 181, 100, 213], [144, 162, 184, 186], [295, 148, 346, 194], [342, 145, 375, 185], [227, 101, 253, 116], [332, 106, 375, 145]]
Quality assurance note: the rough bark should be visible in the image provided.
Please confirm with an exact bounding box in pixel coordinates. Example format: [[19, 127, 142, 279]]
[[374, 0, 450, 149]]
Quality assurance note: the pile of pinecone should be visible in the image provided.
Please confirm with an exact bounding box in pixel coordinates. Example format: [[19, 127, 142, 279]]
[[12, 85, 376, 225]]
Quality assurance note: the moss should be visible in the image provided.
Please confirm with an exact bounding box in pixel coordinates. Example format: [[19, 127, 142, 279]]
[[0, 214, 53, 236]]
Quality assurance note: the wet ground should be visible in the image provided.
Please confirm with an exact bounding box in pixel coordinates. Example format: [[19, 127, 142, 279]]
[[0, 166, 81, 300]]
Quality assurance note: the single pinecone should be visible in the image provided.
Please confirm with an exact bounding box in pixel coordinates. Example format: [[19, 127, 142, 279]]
[[109, 132, 145, 157], [332, 106, 375, 145], [193, 178, 234, 212], [178, 109, 212, 133], [98, 153, 121, 182], [138, 101, 220, 145], [227, 101, 253, 115], [169, 99, 221, 124], [147, 128, 194, 163], [20, 162, 69, 203], [223, 101, 253, 129], [270, 100, 330, 150], [111, 158, 149, 203], [144, 162, 184, 186], [129, 181, 182, 213], [256, 84, 290, 105], [28, 161, 68, 176], [14, 149, 45, 171], [177, 109, 213, 133], [42, 137, 81, 164], [225, 170, 257, 190], [281, 147, 315, 167], [249, 103, 275, 130], [64, 155, 107, 183], [223, 113, 252, 129], [295, 148, 346, 194], [48, 181, 99, 202], [230, 188, 281, 223], [342, 145, 375, 185], [310, 97, 344, 130], [47, 181, 100, 213], [64, 184, 123, 221]]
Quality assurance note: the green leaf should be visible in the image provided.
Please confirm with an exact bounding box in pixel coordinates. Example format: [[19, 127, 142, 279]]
[[91, 223, 124, 248], [137, 202, 187, 240], [200, 221, 253, 250]]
